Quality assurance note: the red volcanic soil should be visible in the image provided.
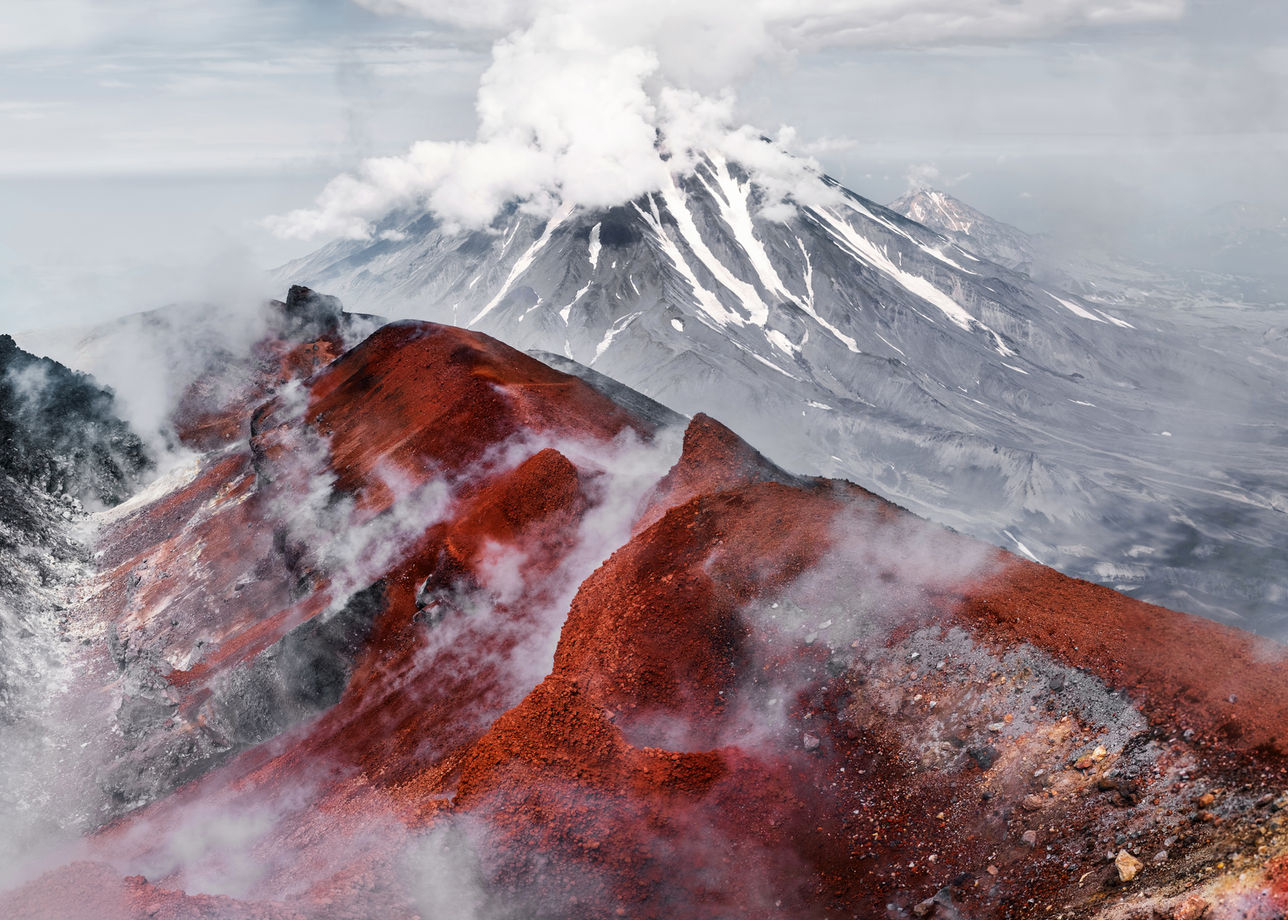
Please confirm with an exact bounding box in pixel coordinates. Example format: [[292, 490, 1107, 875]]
[[297, 320, 648, 504], [7, 304, 1288, 920]]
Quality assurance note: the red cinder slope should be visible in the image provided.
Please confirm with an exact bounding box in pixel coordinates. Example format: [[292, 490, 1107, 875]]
[[7, 303, 1288, 920]]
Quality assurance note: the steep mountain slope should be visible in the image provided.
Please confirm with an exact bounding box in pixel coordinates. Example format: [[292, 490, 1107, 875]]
[[0, 337, 152, 883], [0, 289, 381, 879], [280, 156, 1288, 633], [4, 296, 1288, 919]]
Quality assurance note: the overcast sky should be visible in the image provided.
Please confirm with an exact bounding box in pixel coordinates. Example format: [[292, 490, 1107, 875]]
[[1, 0, 1284, 329]]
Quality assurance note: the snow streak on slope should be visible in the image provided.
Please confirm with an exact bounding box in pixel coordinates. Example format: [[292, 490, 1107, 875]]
[[1049, 291, 1106, 323], [809, 206, 1014, 357], [657, 173, 770, 327], [793, 235, 859, 352], [587, 222, 602, 270], [633, 195, 741, 330], [698, 154, 792, 301], [843, 195, 977, 275], [472, 202, 574, 325]]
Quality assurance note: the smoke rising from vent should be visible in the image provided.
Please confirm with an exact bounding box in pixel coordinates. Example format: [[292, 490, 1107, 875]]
[[268, 0, 1184, 239]]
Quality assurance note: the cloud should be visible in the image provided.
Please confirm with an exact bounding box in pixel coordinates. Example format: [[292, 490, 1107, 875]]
[[269, 0, 1186, 238], [401, 815, 497, 920], [904, 162, 972, 192], [0, 1, 100, 55], [14, 247, 274, 460], [0, 0, 288, 57]]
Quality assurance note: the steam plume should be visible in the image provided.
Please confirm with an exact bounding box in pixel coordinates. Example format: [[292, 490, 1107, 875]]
[[269, 0, 1184, 239]]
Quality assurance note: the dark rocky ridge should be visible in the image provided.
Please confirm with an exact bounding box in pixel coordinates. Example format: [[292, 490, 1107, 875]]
[[0, 333, 151, 508]]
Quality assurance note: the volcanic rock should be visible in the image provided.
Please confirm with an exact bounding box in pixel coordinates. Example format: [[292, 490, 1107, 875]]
[[1115, 849, 1143, 882], [1173, 893, 1210, 920], [3, 293, 1288, 920]]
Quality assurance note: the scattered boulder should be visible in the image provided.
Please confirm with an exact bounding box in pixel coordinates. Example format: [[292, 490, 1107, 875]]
[[913, 896, 937, 917], [1115, 850, 1143, 883], [1172, 893, 1209, 920]]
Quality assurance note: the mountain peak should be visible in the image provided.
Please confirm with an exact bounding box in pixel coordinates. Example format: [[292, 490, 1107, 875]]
[[889, 186, 1036, 274], [889, 187, 987, 235]]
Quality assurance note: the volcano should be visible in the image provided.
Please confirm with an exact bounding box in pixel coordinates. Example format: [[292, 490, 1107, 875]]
[[3, 289, 1287, 919], [279, 155, 1288, 634]]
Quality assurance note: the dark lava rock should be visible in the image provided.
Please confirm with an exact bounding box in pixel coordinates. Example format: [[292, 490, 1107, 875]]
[[0, 333, 152, 506], [969, 745, 1000, 769]]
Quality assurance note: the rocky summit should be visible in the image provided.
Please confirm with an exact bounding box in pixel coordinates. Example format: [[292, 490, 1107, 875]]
[[2, 292, 1287, 920]]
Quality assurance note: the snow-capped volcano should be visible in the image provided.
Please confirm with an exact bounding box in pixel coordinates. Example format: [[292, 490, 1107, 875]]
[[280, 154, 1288, 633]]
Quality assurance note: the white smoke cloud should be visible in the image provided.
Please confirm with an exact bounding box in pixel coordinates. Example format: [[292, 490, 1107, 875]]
[[11, 244, 275, 462], [401, 815, 496, 920], [268, 0, 1185, 239], [614, 501, 1005, 754]]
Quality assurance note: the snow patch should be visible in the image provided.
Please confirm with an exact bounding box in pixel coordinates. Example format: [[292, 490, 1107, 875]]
[[1097, 310, 1135, 329], [634, 195, 742, 328], [1002, 529, 1042, 563], [811, 208, 979, 334], [766, 329, 799, 355], [658, 173, 769, 326], [748, 351, 799, 379], [471, 203, 572, 325], [843, 195, 976, 274], [873, 332, 904, 356], [593, 311, 642, 363], [1048, 292, 1106, 324], [792, 236, 859, 353], [518, 297, 544, 322], [560, 282, 592, 324], [698, 153, 792, 300], [587, 222, 602, 270]]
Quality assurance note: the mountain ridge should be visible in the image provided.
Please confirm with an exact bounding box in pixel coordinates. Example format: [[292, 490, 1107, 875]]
[[4, 292, 1288, 919]]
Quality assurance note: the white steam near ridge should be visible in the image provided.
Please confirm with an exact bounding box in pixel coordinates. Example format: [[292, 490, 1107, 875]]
[[268, 0, 1185, 240]]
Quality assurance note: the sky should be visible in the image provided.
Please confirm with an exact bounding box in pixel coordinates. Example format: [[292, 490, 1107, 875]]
[[0, 0, 1284, 330]]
